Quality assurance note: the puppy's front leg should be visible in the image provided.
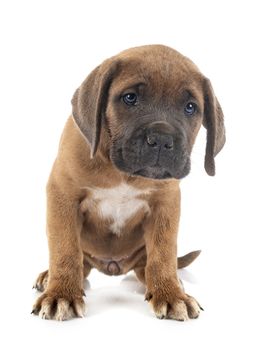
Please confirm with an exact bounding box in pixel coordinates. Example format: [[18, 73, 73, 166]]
[[144, 185, 201, 321], [32, 179, 85, 321]]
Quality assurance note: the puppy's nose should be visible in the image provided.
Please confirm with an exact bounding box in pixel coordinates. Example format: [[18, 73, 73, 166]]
[[146, 132, 173, 150]]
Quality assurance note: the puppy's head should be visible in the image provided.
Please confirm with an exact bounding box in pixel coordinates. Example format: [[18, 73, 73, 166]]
[[72, 45, 225, 179]]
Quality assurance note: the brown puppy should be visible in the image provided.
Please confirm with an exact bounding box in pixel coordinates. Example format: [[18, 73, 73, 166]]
[[32, 45, 225, 321]]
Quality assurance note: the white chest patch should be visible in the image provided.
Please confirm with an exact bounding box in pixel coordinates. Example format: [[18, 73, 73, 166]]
[[86, 183, 151, 235]]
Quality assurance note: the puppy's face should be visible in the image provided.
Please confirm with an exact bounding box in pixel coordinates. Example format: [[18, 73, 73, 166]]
[[72, 45, 225, 179], [106, 55, 204, 179]]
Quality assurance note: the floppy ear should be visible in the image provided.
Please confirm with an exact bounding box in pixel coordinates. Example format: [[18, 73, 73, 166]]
[[203, 78, 226, 176], [71, 59, 119, 157]]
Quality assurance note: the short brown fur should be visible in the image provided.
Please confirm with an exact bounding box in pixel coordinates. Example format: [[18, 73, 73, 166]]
[[33, 45, 225, 321]]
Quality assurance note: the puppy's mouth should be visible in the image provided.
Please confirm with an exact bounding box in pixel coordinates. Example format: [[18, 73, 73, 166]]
[[111, 143, 191, 180], [131, 159, 191, 180], [133, 167, 173, 180]]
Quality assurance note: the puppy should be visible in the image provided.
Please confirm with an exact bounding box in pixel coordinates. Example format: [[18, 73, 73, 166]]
[[32, 45, 225, 321]]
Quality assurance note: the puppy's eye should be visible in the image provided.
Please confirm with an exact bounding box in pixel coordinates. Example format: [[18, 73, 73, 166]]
[[123, 93, 138, 106], [184, 102, 197, 116]]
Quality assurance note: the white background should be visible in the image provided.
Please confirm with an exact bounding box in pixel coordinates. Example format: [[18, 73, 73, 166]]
[[1, 0, 264, 349]]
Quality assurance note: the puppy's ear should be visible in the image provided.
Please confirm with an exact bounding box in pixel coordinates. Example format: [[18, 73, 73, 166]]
[[203, 79, 226, 176], [71, 59, 119, 157]]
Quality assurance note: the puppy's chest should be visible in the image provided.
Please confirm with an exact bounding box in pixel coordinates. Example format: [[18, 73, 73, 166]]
[[81, 183, 152, 235]]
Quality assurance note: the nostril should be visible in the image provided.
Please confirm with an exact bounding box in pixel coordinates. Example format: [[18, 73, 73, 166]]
[[164, 141, 173, 149], [164, 135, 173, 150], [146, 135, 158, 147]]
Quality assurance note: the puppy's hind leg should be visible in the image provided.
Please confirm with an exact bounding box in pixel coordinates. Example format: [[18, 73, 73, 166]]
[[33, 270, 49, 292], [134, 267, 146, 284], [83, 259, 92, 279]]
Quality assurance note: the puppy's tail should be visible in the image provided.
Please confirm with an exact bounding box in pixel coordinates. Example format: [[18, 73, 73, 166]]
[[177, 250, 201, 269]]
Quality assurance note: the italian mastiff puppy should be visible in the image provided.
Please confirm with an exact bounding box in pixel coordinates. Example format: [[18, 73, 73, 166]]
[[32, 45, 225, 321]]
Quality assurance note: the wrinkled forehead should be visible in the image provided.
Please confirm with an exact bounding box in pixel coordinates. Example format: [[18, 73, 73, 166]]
[[109, 53, 205, 105]]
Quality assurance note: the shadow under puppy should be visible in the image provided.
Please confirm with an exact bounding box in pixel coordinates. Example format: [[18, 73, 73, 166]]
[[32, 45, 225, 321]]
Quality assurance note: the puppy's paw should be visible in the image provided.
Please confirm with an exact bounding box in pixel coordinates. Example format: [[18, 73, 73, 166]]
[[33, 270, 49, 292], [32, 290, 86, 321], [145, 281, 202, 321]]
